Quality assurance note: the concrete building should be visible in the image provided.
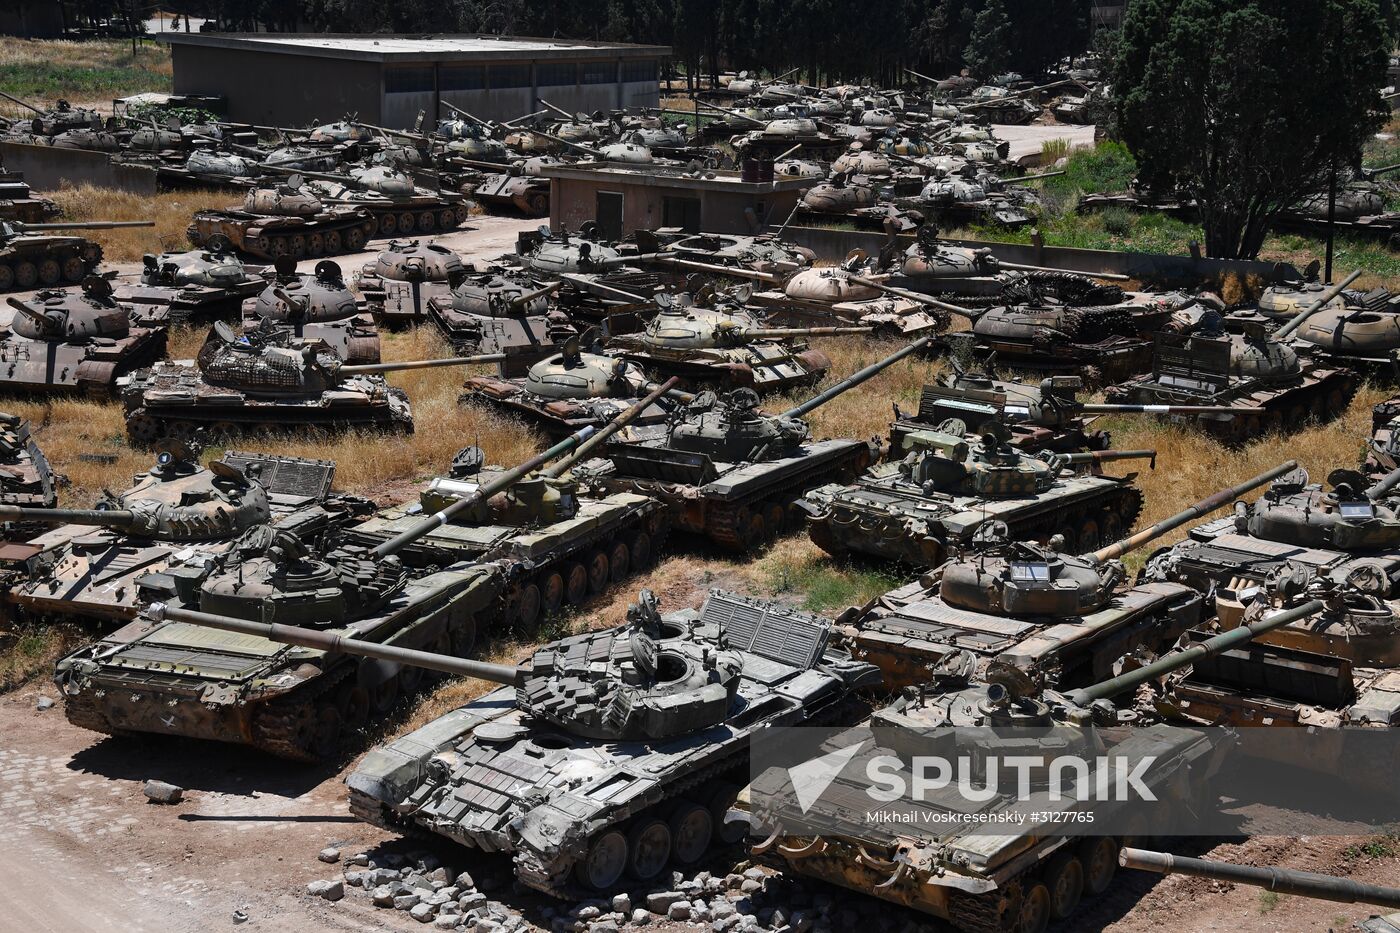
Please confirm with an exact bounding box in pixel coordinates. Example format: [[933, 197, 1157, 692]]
[[540, 163, 811, 239], [157, 33, 670, 130]]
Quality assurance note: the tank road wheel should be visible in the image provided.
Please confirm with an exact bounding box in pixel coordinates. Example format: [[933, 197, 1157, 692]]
[[307, 232, 326, 258], [1079, 837, 1118, 896], [126, 411, 162, 446], [626, 818, 673, 882], [734, 506, 768, 548], [335, 681, 371, 731], [324, 230, 343, 254], [586, 549, 610, 595], [0, 264, 13, 291], [708, 782, 746, 844], [13, 261, 37, 289], [575, 829, 629, 891], [564, 561, 589, 605], [541, 571, 565, 617], [61, 255, 86, 282], [764, 502, 787, 536], [450, 613, 478, 658], [439, 208, 457, 229], [344, 226, 367, 251], [668, 801, 714, 866], [378, 212, 398, 236], [607, 540, 630, 584], [268, 237, 290, 258], [37, 258, 60, 285], [1099, 511, 1124, 546], [165, 420, 202, 445], [370, 673, 399, 714], [1075, 518, 1101, 554], [288, 234, 308, 259], [1019, 882, 1052, 933], [516, 582, 543, 630], [1326, 386, 1348, 419], [527, 193, 549, 217], [1044, 851, 1084, 921], [308, 703, 342, 759], [416, 211, 435, 233], [626, 531, 653, 571], [397, 211, 415, 234]]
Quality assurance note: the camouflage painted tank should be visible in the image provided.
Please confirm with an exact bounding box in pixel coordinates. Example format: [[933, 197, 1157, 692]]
[[801, 424, 1152, 566], [0, 412, 57, 539], [429, 272, 570, 353], [1, 277, 167, 395], [118, 245, 268, 325], [242, 256, 380, 363], [293, 164, 469, 237], [357, 240, 467, 327], [186, 175, 376, 261], [573, 340, 931, 551], [1, 447, 366, 625], [0, 219, 151, 293]]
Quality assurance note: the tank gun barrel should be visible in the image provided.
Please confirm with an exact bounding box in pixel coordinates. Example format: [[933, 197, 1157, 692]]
[[369, 424, 598, 558], [534, 98, 578, 121], [958, 79, 1072, 108], [557, 273, 651, 304], [1076, 403, 1264, 415], [525, 128, 603, 157], [1119, 848, 1400, 909], [649, 256, 785, 284], [1057, 448, 1156, 466], [256, 162, 353, 185], [1367, 463, 1400, 501], [439, 101, 492, 126], [738, 326, 872, 339], [844, 273, 981, 320], [339, 353, 507, 376], [1365, 162, 1400, 178], [508, 281, 563, 309], [999, 170, 1066, 184], [1066, 597, 1325, 705], [776, 143, 803, 161], [903, 68, 942, 85], [696, 100, 768, 126], [146, 603, 523, 685], [783, 336, 936, 419], [0, 504, 135, 528], [1273, 268, 1363, 338], [504, 110, 550, 127], [8, 220, 154, 231], [1089, 460, 1299, 564], [543, 377, 682, 478], [0, 90, 45, 114], [452, 158, 516, 171]]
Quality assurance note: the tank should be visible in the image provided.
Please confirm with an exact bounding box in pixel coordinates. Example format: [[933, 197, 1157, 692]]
[[573, 338, 932, 551], [0, 412, 57, 538], [0, 219, 151, 292], [1289, 271, 1400, 376], [186, 174, 377, 261], [429, 272, 571, 353], [50, 423, 630, 759], [652, 232, 812, 274], [517, 225, 629, 276], [0, 169, 62, 224], [1, 277, 168, 395], [1367, 393, 1400, 481], [802, 422, 1159, 567], [242, 256, 380, 363], [289, 164, 470, 237], [469, 164, 552, 217], [117, 245, 267, 325], [1121, 847, 1400, 911], [798, 173, 880, 214], [736, 596, 1315, 933], [2, 446, 368, 625], [356, 239, 467, 328], [1104, 312, 1359, 444], [118, 325, 495, 444], [0, 94, 102, 136]]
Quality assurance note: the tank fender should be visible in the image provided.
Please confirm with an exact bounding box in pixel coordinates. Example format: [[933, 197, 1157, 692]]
[[348, 703, 510, 806]]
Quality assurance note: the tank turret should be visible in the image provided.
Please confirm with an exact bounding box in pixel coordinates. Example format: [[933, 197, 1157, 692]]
[[241, 175, 326, 217], [244, 256, 376, 362], [1234, 464, 1400, 550], [365, 239, 466, 286], [140, 247, 249, 289], [6, 276, 132, 341], [521, 335, 651, 401], [619, 293, 867, 352], [519, 225, 629, 276]]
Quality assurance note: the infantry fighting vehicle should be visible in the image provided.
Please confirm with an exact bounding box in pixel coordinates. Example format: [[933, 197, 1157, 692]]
[[243, 256, 379, 363], [2, 446, 366, 625], [573, 338, 932, 551], [2, 277, 167, 396], [357, 240, 467, 327], [0, 412, 57, 537], [186, 174, 376, 260], [0, 219, 152, 292], [738, 597, 1317, 933], [156, 587, 881, 883], [51, 424, 627, 759], [429, 273, 569, 353], [117, 245, 267, 325], [801, 423, 1154, 567]]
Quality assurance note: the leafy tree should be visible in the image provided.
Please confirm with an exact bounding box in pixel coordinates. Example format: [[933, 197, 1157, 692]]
[[963, 0, 1011, 79], [1113, 0, 1391, 258]]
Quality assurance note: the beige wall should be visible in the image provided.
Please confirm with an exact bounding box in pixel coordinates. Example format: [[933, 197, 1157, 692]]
[[551, 177, 803, 236]]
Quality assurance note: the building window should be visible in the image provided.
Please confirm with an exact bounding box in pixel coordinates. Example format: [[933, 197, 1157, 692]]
[[581, 62, 615, 85], [621, 60, 658, 83], [538, 63, 578, 87], [441, 65, 485, 91], [385, 66, 434, 94], [490, 64, 531, 89]]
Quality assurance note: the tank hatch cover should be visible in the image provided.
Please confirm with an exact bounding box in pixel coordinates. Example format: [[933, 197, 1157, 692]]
[[700, 590, 830, 668]]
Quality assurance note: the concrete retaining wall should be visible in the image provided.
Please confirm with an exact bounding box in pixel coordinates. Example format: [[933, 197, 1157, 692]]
[[0, 142, 158, 196]]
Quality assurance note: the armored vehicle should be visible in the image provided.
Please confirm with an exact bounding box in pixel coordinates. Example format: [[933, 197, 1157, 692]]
[[290, 164, 469, 237], [0, 94, 101, 136], [118, 245, 267, 325], [738, 599, 1315, 933], [1285, 270, 1400, 377], [650, 232, 812, 274], [429, 273, 569, 353], [50, 424, 617, 758], [357, 240, 467, 327], [1368, 394, 1400, 481], [2, 447, 367, 625], [243, 256, 379, 363], [0, 169, 61, 224], [0, 412, 57, 537], [575, 339, 932, 550], [186, 175, 376, 261], [469, 164, 553, 217], [802, 424, 1154, 567], [2, 277, 167, 396], [0, 219, 152, 293], [798, 173, 880, 215], [517, 225, 636, 277]]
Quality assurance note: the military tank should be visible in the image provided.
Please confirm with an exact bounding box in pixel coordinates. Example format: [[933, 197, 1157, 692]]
[[1, 446, 367, 625], [516, 225, 642, 277], [648, 232, 812, 274], [0, 219, 152, 292], [275, 164, 469, 237], [242, 256, 379, 363], [356, 240, 467, 328], [429, 272, 570, 353], [117, 245, 267, 325], [737, 595, 1319, 933], [186, 174, 376, 261], [0, 169, 62, 224], [1, 277, 168, 396], [1286, 270, 1400, 378], [574, 338, 932, 551], [51, 423, 626, 759], [801, 423, 1155, 566], [0, 93, 101, 136], [119, 324, 498, 444], [1367, 393, 1400, 481], [0, 412, 57, 538]]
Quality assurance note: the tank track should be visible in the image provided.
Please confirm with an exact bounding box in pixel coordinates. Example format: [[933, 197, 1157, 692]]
[[248, 664, 353, 762], [61, 691, 130, 738], [978, 484, 1143, 555], [946, 884, 1018, 933]]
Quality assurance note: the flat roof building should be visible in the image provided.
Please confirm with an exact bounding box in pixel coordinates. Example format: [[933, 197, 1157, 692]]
[[157, 33, 670, 131]]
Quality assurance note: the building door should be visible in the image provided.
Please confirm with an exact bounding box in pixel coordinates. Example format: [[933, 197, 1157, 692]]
[[663, 196, 702, 232], [595, 191, 623, 240]]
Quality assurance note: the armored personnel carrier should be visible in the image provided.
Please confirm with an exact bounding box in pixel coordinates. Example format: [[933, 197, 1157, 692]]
[[287, 164, 469, 237], [0, 413, 57, 537], [152, 587, 880, 881], [802, 423, 1153, 566], [2, 277, 167, 396], [2, 446, 367, 625], [357, 240, 466, 328], [573, 339, 930, 551], [738, 601, 1315, 933], [186, 175, 376, 261], [118, 245, 267, 326], [51, 424, 621, 759], [0, 219, 152, 292], [429, 273, 569, 353], [242, 256, 379, 363]]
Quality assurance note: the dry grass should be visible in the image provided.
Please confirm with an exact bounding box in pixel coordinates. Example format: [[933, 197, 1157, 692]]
[[0, 622, 86, 692], [45, 185, 230, 263], [0, 37, 171, 117]]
